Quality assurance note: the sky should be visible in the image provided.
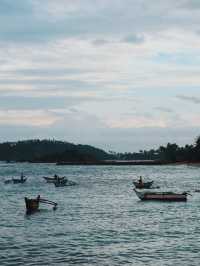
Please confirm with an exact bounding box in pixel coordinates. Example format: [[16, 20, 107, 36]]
[[1, 0, 200, 152]]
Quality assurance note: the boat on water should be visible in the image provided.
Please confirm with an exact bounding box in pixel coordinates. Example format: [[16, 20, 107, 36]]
[[134, 189, 188, 201], [4, 173, 27, 184], [25, 195, 40, 213], [54, 178, 77, 187], [12, 177, 27, 184], [133, 180, 153, 189], [25, 195, 57, 214], [43, 175, 65, 183]]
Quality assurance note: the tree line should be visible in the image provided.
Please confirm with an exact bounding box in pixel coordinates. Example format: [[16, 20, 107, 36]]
[[0, 137, 200, 163], [117, 136, 200, 163]]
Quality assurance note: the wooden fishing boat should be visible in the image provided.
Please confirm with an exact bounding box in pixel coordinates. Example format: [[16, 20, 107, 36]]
[[24, 195, 57, 214], [4, 177, 27, 184], [134, 189, 187, 201], [25, 195, 40, 213], [43, 176, 65, 183], [133, 180, 153, 189], [54, 179, 67, 187], [12, 178, 27, 184], [54, 179, 77, 187]]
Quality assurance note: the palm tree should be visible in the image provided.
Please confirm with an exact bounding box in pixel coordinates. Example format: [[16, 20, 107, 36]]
[[195, 135, 200, 149], [192, 135, 200, 162]]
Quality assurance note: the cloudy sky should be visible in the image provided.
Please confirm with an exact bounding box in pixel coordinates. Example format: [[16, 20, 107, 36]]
[[1, 0, 200, 151]]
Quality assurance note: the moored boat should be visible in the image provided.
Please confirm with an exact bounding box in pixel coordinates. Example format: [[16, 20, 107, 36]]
[[25, 195, 57, 214], [134, 189, 188, 201], [54, 179, 67, 187], [25, 195, 40, 213], [54, 179, 77, 187], [43, 175, 65, 183], [13, 178, 27, 184], [133, 180, 153, 189], [4, 174, 27, 184]]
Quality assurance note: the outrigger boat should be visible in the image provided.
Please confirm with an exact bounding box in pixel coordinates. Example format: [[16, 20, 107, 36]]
[[24, 195, 57, 214], [133, 180, 153, 189], [134, 189, 188, 201]]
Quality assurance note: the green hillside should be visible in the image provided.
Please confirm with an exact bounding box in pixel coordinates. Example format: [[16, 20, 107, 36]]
[[0, 139, 112, 163]]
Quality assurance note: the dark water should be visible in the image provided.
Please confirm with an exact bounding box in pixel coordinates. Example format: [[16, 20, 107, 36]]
[[0, 162, 200, 265]]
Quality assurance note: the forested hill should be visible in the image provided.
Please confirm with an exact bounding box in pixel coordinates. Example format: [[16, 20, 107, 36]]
[[1, 136, 200, 164], [0, 139, 112, 162]]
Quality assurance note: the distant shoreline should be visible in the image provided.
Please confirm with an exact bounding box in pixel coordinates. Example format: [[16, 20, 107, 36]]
[[55, 160, 171, 166], [57, 161, 200, 166], [5, 160, 200, 166], [2, 138, 200, 165]]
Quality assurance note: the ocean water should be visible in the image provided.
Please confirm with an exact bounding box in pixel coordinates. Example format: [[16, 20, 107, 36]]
[[0, 162, 200, 266]]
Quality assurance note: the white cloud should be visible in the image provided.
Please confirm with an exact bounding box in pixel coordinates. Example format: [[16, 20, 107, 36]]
[[0, 1, 200, 150], [105, 117, 167, 129], [0, 110, 61, 127]]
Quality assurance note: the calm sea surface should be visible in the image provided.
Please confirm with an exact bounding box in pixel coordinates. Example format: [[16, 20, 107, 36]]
[[0, 162, 200, 265]]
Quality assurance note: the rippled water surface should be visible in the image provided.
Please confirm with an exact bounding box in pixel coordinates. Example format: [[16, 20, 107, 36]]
[[1, 163, 200, 265]]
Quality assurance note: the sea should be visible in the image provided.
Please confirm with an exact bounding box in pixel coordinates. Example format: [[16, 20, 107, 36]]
[[0, 162, 200, 266]]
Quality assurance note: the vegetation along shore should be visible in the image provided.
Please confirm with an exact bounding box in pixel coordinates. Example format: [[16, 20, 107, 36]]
[[1, 136, 200, 165]]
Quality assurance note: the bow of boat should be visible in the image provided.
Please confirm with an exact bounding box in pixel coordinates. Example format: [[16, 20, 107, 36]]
[[134, 189, 145, 200]]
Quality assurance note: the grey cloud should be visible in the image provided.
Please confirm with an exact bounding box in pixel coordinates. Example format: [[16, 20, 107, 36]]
[[155, 107, 174, 113], [0, 0, 32, 15], [180, 0, 200, 9], [123, 34, 144, 44], [0, 78, 92, 89], [0, 96, 79, 110], [3, 68, 88, 77], [92, 39, 110, 46], [0, 94, 116, 110], [92, 34, 145, 46], [1, 0, 200, 43], [68, 107, 79, 113], [122, 112, 154, 118], [176, 95, 200, 104]]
